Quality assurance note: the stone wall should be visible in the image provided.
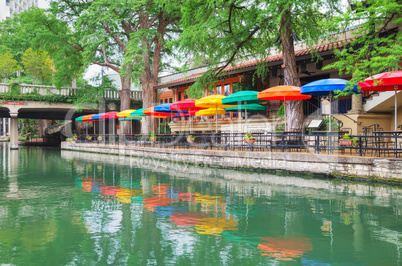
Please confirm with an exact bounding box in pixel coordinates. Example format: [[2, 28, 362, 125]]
[[61, 142, 402, 182]]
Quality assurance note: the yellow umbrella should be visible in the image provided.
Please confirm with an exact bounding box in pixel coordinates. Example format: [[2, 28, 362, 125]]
[[116, 109, 136, 118], [195, 95, 235, 133], [195, 108, 226, 132], [195, 95, 236, 109]]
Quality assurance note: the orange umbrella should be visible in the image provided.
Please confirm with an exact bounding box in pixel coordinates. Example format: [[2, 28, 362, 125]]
[[257, 86, 311, 131]]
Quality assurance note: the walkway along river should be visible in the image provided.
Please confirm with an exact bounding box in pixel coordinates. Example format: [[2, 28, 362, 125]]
[[0, 144, 402, 264]]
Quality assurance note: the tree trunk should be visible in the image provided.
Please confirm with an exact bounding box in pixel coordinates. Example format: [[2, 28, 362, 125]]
[[280, 9, 304, 131], [119, 75, 131, 135], [141, 80, 157, 134]]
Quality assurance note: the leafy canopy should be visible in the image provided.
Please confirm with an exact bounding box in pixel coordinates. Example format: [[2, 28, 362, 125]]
[[0, 51, 20, 83], [21, 48, 54, 85], [323, 0, 402, 92], [179, 0, 344, 98]]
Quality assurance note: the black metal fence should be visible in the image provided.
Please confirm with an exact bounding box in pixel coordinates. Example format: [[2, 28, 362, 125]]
[[74, 132, 402, 158]]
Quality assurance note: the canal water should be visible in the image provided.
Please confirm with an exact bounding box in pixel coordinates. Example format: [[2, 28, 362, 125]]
[[1, 145, 401, 265]]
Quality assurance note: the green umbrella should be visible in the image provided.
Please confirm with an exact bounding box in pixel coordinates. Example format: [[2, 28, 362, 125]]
[[225, 104, 266, 112], [118, 116, 143, 121], [130, 108, 149, 117], [222, 91, 265, 132], [75, 115, 86, 121]]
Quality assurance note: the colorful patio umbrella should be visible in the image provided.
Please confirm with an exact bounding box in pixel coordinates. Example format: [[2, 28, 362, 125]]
[[75, 115, 88, 134], [359, 71, 402, 131], [301, 79, 359, 132], [195, 108, 226, 132], [75, 115, 86, 121], [195, 95, 235, 133], [99, 112, 119, 135], [171, 99, 206, 133], [130, 108, 149, 117], [143, 107, 173, 117], [116, 109, 136, 118], [144, 107, 175, 133], [82, 114, 98, 121], [91, 113, 105, 120], [222, 91, 265, 132], [118, 116, 142, 121], [258, 86, 311, 131]]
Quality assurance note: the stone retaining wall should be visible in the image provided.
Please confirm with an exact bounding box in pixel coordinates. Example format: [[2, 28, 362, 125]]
[[61, 142, 402, 182]]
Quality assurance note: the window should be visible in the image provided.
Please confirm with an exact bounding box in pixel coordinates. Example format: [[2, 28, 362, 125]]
[[160, 100, 163, 104], [224, 84, 230, 96], [216, 85, 222, 95], [169, 98, 172, 103], [164, 99, 168, 103], [178, 92, 182, 101]]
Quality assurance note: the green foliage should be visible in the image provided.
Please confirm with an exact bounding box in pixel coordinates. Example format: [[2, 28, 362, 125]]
[[186, 70, 219, 99], [319, 118, 339, 131], [323, 0, 402, 91], [187, 135, 195, 141], [0, 91, 75, 103], [18, 135, 28, 142], [159, 122, 171, 134], [21, 48, 53, 85], [275, 124, 285, 132], [0, 51, 20, 82], [179, 0, 344, 93], [342, 133, 351, 140], [0, 10, 41, 62], [277, 105, 285, 118], [9, 80, 21, 95], [243, 132, 255, 141]]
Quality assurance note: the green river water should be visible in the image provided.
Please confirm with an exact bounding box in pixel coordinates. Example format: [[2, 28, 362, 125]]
[[0, 144, 401, 265]]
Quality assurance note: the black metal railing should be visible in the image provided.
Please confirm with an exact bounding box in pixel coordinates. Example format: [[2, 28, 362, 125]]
[[74, 132, 402, 158]]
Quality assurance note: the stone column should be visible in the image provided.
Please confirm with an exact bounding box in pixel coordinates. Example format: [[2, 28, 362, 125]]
[[348, 94, 363, 114], [2, 118, 5, 136], [9, 113, 19, 150]]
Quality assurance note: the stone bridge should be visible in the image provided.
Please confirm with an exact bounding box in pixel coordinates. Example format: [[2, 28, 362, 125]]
[[0, 83, 143, 149]]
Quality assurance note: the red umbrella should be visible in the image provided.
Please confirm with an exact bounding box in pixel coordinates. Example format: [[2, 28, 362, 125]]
[[144, 108, 175, 133], [99, 112, 119, 135], [170, 99, 206, 133], [359, 71, 402, 131], [100, 112, 119, 119], [258, 86, 311, 131]]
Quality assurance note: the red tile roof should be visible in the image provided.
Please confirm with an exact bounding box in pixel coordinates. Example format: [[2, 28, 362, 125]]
[[155, 39, 349, 89]]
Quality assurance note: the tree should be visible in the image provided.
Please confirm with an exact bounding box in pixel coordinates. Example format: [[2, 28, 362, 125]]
[[324, 0, 402, 89], [0, 11, 40, 63], [33, 0, 181, 133], [21, 48, 53, 85], [0, 51, 20, 83], [180, 0, 343, 130]]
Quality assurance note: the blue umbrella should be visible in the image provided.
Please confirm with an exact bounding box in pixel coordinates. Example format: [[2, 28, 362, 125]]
[[91, 113, 105, 134], [301, 79, 359, 132], [154, 103, 187, 133], [91, 113, 105, 120], [154, 103, 188, 114]]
